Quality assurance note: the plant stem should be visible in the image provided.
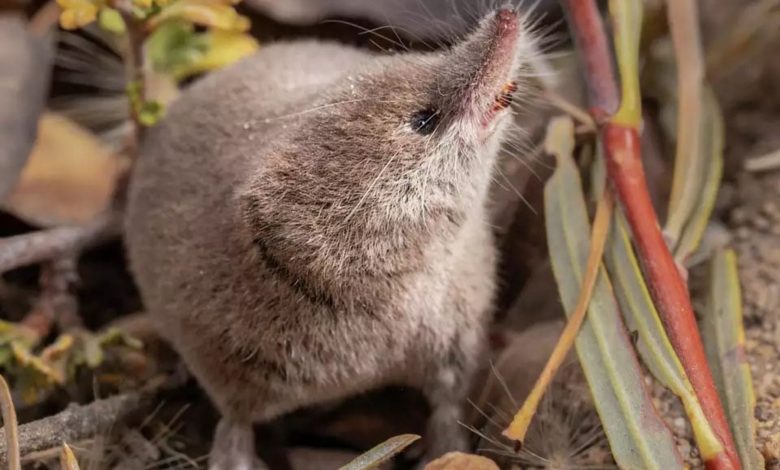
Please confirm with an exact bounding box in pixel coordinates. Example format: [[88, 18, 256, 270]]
[[123, 12, 148, 151], [561, 0, 741, 468], [562, 0, 619, 123]]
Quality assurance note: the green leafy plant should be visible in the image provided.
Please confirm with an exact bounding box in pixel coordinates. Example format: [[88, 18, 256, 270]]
[[503, 0, 761, 468], [55, 0, 258, 127], [0, 321, 142, 404]]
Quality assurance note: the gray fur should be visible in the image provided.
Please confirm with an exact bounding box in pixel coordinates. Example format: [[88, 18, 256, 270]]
[[125, 9, 535, 468]]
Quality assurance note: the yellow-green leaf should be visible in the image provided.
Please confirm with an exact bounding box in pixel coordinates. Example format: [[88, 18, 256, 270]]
[[149, 0, 250, 32], [605, 211, 723, 460], [0, 320, 40, 349], [98, 7, 126, 34], [172, 30, 258, 80], [702, 249, 764, 469], [146, 20, 207, 73], [11, 342, 61, 403], [99, 327, 143, 350], [609, 0, 644, 127], [544, 116, 683, 469], [338, 434, 420, 470], [40, 335, 75, 363], [138, 100, 164, 126], [81, 332, 104, 368], [671, 87, 724, 261], [57, 0, 99, 30]]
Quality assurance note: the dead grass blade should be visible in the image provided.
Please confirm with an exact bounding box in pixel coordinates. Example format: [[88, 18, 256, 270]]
[[0, 374, 21, 470], [338, 434, 420, 470], [503, 117, 613, 444], [59, 443, 80, 470]]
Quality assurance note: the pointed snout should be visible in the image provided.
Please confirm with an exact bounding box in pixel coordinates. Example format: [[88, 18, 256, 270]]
[[445, 8, 523, 118]]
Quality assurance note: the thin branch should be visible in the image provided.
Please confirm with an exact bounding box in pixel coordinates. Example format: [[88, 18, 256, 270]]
[[0, 210, 120, 275], [0, 393, 145, 465], [20, 255, 82, 338], [562, 1, 619, 123]]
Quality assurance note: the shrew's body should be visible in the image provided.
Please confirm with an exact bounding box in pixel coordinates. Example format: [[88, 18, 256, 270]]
[[125, 9, 534, 468]]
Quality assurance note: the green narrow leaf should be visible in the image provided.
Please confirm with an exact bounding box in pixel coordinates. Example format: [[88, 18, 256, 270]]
[[544, 116, 684, 469], [652, 36, 725, 262], [605, 211, 723, 460], [673, 86, 724, 260], [338, 434, 420, 470], [702, 249, 764, 469]]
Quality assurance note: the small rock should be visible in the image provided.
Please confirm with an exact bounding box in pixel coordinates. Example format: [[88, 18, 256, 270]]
[[762, 433, 780, 461]]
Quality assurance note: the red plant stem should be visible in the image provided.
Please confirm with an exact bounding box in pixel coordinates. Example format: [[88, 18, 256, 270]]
[[603, 126, 739, 469], [562, 0, 742, 468], [563, 0, 619, 123]]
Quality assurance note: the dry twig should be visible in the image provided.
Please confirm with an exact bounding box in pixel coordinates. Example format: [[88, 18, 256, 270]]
[[0, 210, 120, 275], [0, 392, 145, 465]]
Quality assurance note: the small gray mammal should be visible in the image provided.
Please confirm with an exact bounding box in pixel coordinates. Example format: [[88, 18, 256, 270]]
[[125, 8, 537, 469]]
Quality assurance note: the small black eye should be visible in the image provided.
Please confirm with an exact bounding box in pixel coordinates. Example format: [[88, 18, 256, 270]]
[[409, 108, 440, 135]]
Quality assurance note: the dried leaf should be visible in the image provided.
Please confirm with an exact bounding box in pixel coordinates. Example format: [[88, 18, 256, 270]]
[[543, 117, 683, 468], [60, 443, 81, 470], [0, 14, 53, 201], [423, 452, 499, 470], [702, 249, 764, 469], [2, 113, 127, 227], [338, 434, 420, 470]]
